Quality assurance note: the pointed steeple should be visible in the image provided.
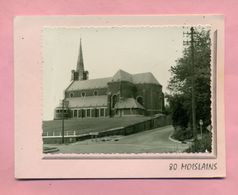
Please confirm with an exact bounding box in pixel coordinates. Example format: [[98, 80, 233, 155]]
[[71, 38, 88, 81], [76, 38, 84, 78]]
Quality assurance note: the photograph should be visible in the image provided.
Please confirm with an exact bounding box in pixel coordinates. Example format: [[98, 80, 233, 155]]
[[14, 15, 225, 178], [42, 25, 214, 155]]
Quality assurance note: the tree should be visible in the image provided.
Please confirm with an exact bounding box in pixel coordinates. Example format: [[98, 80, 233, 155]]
[[166, 94, 189, 129], [167, 27, 212, 141]]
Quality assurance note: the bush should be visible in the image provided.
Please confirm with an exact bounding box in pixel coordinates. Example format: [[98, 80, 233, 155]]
[[172, 126, 193, 141], [186, 133, 212, 153]]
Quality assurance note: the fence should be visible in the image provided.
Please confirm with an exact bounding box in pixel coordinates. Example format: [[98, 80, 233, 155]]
[[43, 115, 171, 144]]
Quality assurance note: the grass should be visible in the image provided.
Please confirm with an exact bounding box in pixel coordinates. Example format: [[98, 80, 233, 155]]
[[44, 126, 189, 153], [43, 116, 150, 135]]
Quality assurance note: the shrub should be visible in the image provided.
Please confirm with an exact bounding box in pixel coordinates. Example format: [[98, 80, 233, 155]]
[[186, 132, 212, 153], [172, 126, 193, 141]]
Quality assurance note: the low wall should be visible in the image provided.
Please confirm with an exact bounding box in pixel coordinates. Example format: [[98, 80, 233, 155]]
[[43, 115, 171, 144]]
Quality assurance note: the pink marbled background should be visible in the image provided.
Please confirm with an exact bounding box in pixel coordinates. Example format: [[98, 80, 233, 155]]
[[0, 0, 237, 194]]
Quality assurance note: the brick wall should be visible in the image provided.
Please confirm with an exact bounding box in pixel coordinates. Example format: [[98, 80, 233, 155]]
[[107, 81, 136, 98], [135, 83, 163, 115]]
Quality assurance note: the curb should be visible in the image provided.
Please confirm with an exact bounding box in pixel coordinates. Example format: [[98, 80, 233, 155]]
[[169, 132, 184, 144]]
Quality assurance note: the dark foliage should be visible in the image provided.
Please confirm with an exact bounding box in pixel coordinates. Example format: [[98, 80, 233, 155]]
[[186, 133, 212, 153], [167, 27, 212, 142]]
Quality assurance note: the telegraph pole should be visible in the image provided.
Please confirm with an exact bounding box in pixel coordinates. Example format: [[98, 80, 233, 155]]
[[61, 99, 65, 144], [190, 27, 197, 140], [183, 27, 197, 140], [119, 80, 122, 117]]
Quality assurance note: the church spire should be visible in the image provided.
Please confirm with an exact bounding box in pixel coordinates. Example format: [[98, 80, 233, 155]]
[[71, 38, 88, 81], [76, 38, 84, 73]]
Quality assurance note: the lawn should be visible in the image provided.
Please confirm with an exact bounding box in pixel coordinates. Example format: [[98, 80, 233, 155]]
[[44, 126, 189, 153], [43, 116, 150, 135]]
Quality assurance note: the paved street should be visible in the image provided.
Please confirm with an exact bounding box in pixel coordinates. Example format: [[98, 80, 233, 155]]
[[45, 125, 189, 153]]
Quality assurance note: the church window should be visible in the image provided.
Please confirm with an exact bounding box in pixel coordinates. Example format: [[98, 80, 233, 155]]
[[112, 95, 118, 108], [82, 109, 85, 118], [81, 92, 86, 97], [100, 108, 104, 117], [78, 110, 81, 117], [95, 109, 99, 117], [93, 91, 98, 96], [136, 96, 144, 106], [87, 109, 90, 117]]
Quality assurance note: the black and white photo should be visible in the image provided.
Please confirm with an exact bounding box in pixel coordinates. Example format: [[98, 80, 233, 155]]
[[42, 26, 214, 154]]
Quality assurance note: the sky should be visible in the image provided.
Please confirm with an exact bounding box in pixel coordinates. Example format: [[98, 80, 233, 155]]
[[43, 26, 185, 120]]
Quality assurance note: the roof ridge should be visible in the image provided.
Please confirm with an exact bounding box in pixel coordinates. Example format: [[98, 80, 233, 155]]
[[118, 69, 132, 74], [73, 76, 112, 82], [111, 69, 133, 82], [132, 72, 153, 75]]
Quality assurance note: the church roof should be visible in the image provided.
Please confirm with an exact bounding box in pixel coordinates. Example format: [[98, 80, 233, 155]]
[[67, 77, 111, 91], [66, 69, 161, 91], [111, 70, 160, 85], [132, 72, 160, 85], [66, 95, 108, 107], [111, 69, 133, 82], [114, 98, 145, 109]]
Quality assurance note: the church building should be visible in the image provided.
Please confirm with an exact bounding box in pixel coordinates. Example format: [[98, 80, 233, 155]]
[[54, 40, 164, 120]]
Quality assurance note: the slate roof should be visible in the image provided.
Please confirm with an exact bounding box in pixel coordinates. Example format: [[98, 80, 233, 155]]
[[111, 70, 160, 85], [114, 98, 145, 110], [111, 69, 133, 83], [67, 77, 111, 91], [132, 72, 159, 85], [66, 95, 108, 108], [66, 69, 161, 91]]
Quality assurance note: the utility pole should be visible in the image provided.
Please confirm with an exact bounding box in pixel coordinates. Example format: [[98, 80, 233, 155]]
[[119, 80, 122, 117], [61, 99, 65, 144], [190, 27, 197, 140], [183, 27, 197, 140]]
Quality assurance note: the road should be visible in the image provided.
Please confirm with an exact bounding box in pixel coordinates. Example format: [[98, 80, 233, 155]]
[[46, 125, 189, 154]]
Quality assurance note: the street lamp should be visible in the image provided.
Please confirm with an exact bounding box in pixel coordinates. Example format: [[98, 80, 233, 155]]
[[199, 119, 203, 139]]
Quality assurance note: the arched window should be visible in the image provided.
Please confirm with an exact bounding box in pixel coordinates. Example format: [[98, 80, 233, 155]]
[[70, 93, 74, 97], [81, 92, 86, 97], [136, 96, 144, 106], [94, 91, 98, 96], [112, 95, 118, 108]]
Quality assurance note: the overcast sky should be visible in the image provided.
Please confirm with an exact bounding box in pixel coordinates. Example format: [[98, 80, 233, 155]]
[[43, 26, 185, 120]]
